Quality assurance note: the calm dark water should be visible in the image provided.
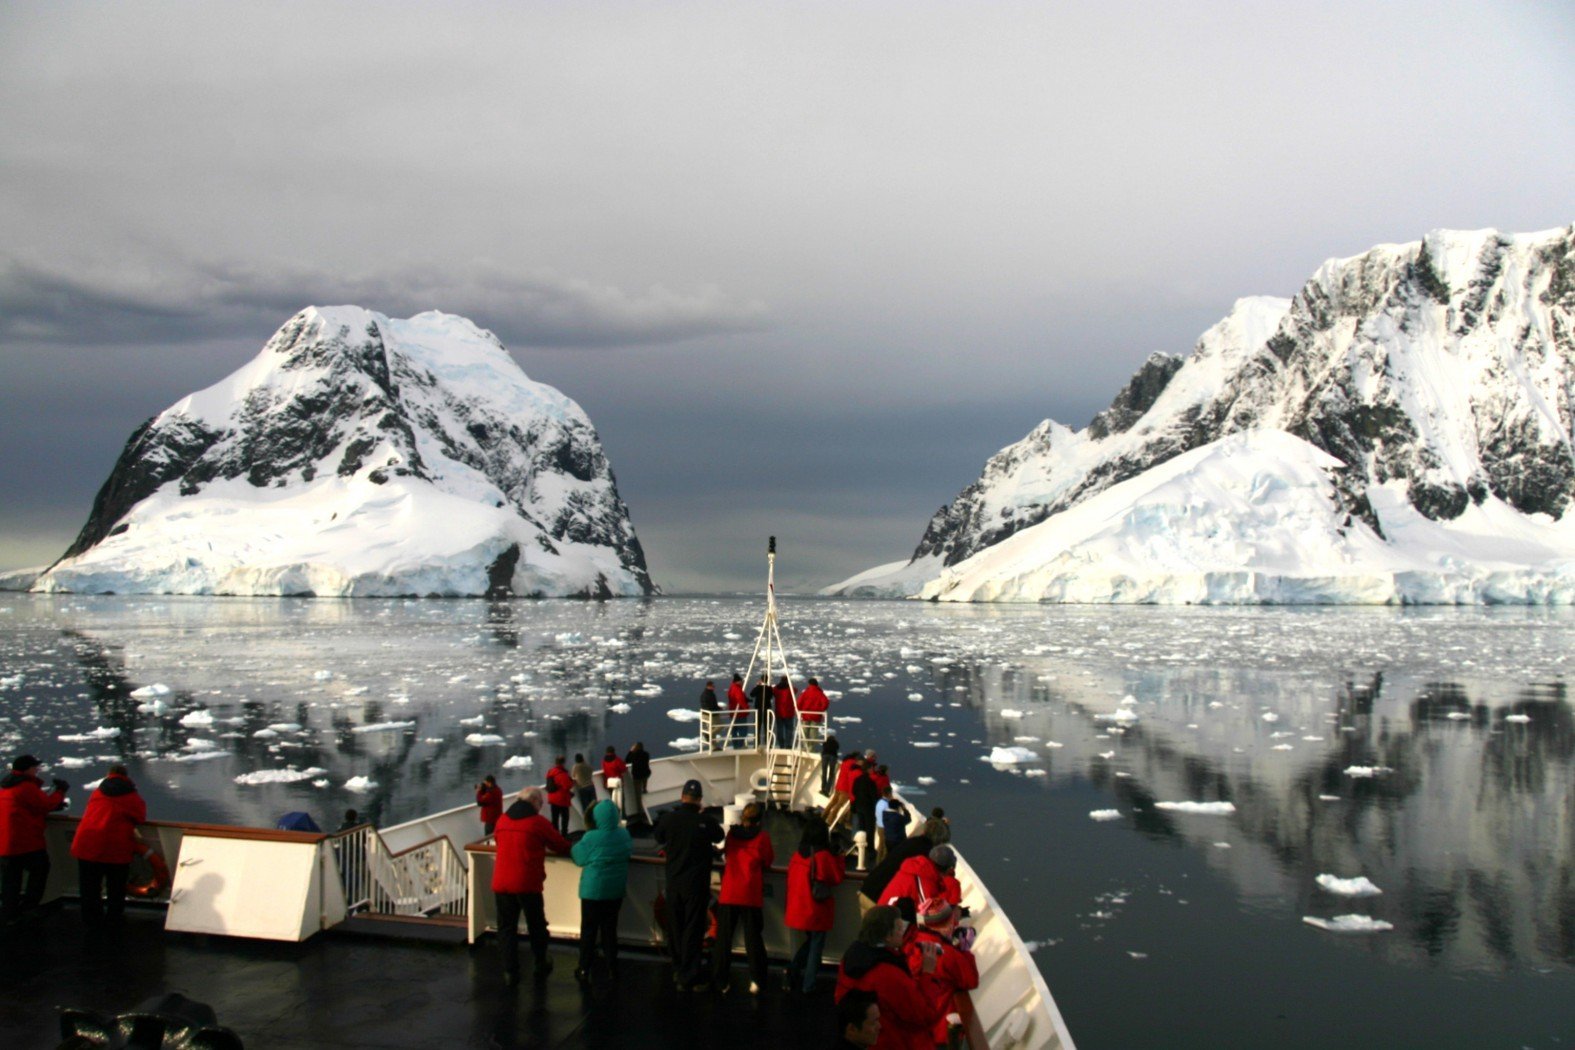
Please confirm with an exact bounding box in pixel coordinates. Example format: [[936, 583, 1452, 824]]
[[2, 594, 1571, 1049]]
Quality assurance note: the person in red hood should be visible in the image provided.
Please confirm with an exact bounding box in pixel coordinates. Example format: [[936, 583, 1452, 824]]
[[476, 775, 504, 837], [835, 905, 947, 1050], [797, 676, 830, 725], [544, 758, 574, 836], [492, 787, 571, 985], [785, 819, 844, 994], [904, 898, 980, 1047], [600, 746, 627, 814], [709, 801, 775, 993], [884, 845, 962, 923], [70, 764, 148, 925], [726, 674, 749, 711], [772, 676, 796, 748], [824, 753, 864, 828], [1, 753, 69, 923]]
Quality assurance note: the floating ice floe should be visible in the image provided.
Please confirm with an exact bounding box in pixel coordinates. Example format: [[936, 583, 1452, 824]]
[[1098, 751, 1115, 760], [1020, 940, 1059, 952], [916, 776, 937, 785], [1504, 713, 1531, 723], [668, 737, 701, 751], [1089, 809, 1122, 821], [608, 703, 632, 714], [459, 715, 485, 727], [1153, 801, 1236, 815], [183, 738, 218, 751], [351, 721, 416, 734], [344, 776, 377, 792], [313, 670, 333, 681], [1271, 744, 1294, 751], [130, 684, 171, 698], [1315, 874, 1383, 897], [1343, 766, 1394, 778], [1000, 709, 1025, 719], [136, 699, 171, 714], [986, 746, 1039, 765], [179, 710, 215, 727], [837, 716, 863, 724], [234, 767, 326, 785], [465, 733, 506, 746], [59, 727, 121, 742], [1318, 794, 1341, 801], [1261, 712, 1280, 722], [1023, 768, 1048, 777], [907, 693, 924, 701], [83, 778, 103, 791], [1444, 712, 1471, 720], [502, 755, 534, 769], [57, 757, 90, 768], [913, 742, 942, 749], [166, 750, 230, 763], [666, 708, 700, 722], [632, 684, 663, 697], [1098, 708, 1140, 725], [1302, 914, 1393, 933], [268, 723, 303, 732]]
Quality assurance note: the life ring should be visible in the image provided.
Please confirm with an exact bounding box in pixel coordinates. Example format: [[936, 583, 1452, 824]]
[[127, 851, 172, 898], [748, 768, 771, 794]]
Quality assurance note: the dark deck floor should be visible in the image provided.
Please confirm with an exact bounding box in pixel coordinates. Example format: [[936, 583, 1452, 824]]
[[2, 903, 836, 1049]]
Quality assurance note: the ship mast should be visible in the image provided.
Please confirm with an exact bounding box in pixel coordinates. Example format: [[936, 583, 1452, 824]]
[[741, 536, 798, 745]]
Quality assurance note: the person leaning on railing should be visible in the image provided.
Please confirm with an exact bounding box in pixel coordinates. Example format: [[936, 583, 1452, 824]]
[[70, 763, 149, 926], [571, 798, 631, 986], [492, 787, 571, 986], [0, 753, 68, 924]]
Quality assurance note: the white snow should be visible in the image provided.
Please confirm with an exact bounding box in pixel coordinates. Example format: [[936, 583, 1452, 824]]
[[1316, 874, 1383, 897], [31, 306, 651, 599], [1153, 801, 1237, 815], [350, 721, 416, 734], [234, 766, 327, 785], [986, 746, 1040, 764], [1302, 914, 1394, 933]]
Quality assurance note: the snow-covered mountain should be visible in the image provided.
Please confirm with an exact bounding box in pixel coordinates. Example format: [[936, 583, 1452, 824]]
[[33, 307, 656, 598], [831, 226, 1575, 603]]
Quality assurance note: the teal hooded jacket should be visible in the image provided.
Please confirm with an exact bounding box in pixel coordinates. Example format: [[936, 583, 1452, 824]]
[[571, 798, 633, 901]]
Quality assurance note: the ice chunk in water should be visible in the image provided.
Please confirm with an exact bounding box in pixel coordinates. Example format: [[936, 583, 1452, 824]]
[[1153, 801, 1236, 815], [1302, 914, 1393, 933], [1315, 874, 1383, 897]]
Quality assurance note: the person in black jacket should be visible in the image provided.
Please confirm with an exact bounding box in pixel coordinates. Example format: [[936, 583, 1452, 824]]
[[748, 674, 771, 745], [820, 733, 840, 796], [849, 765, 880, 867], [653, 779, 723, 990], [699, 681, 720, 712], [623, 742, 651, 824]]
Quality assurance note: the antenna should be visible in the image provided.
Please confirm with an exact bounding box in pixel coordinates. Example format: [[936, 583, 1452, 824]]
[[741, 535, 798, 751]]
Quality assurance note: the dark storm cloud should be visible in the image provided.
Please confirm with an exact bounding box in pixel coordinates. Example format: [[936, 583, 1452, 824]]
[[0, 255, 768, 349]]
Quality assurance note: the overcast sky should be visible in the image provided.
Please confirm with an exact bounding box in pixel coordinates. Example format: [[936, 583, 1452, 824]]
[[2, 1, 1571, 592]]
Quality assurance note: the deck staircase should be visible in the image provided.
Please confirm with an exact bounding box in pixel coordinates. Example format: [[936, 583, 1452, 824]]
[[765, 749, 800, 807]]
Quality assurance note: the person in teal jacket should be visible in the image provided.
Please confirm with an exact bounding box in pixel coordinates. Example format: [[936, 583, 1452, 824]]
[[571, 798, 632, 984]]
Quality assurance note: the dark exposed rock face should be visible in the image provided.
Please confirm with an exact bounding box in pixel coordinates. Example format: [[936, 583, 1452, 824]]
[[909, 226, 1575, 570], [45, 306, 656, 597]]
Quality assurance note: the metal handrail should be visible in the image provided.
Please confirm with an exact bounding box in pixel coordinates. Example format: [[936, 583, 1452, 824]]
[[328, 822, 467, 917]]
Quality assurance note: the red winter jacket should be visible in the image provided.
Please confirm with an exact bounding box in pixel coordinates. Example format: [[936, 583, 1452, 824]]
[[544, 767, 574, 809], [717, 823, 775, 907], [773, 684, 795, 720], [785, 847, 844, 931], [871, 769, 891, 795], [601, 756, 627, 784], [0, 770, 68, 856], [904, 926, 979, 1044], [491, 800, 571, 894], [834, 757, 862, 795], [797, 683, 829, 723], [70, 774, 147, 865], [886, 854, 962, 910], [476, 784, 504, 826], [726, 681, 750, 711], [835, 940, 949, 1050]]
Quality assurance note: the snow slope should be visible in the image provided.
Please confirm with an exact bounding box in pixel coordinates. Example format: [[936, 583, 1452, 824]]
[[34, 307, 654, 597], [831, 226, 1575, 603]]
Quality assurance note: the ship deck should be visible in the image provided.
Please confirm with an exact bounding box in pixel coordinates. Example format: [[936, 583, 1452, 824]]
[[2, 902, 835, 1049]]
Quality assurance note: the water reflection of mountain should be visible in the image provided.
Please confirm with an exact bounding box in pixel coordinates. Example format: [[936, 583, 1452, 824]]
[[952, 660, 1574, 973], [50, 599, 667, 828]]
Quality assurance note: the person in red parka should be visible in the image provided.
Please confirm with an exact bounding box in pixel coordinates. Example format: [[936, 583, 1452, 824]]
[[492, 787, 571, 984], [772, 675, 796, 748], [825, 753, 864, 828], [1, 753, 68, 923], [710, 801, 775, 992], [785, 819, 844, 994], [724, 673, 751, 747], [798, 676, 830, 725], [70, 764, 148, 925], [544, 758, 574, 836], [835, 905, 948, 1050], [726, 673, 750, 711], [600, 746, 627, 815], [904, 898, 980, 1047], [885, 845, 962, 923], [476, 775, 504, 837]]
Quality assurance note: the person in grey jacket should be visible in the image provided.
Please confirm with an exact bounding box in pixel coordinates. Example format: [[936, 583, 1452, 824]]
[[571, 798, 632, 985]]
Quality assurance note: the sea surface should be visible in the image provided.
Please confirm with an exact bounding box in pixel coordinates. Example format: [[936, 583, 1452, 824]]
[[1, 594, 1571, 1049]]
